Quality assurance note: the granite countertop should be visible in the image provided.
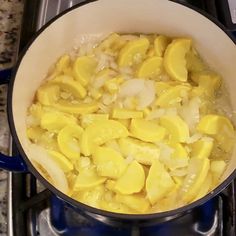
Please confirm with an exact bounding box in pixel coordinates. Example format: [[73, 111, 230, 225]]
[[0, 0, 23, 235]]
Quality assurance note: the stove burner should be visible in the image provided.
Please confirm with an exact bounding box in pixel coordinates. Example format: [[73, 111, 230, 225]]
[[49, 194, 222, 236]]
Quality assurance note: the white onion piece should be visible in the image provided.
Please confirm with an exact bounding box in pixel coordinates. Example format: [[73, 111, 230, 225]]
[[102, 93, 117, 105], [146, 109, 165, 120], [158, 143, 174, 161], [159, 143, 188, 170], [110, 61, 118, 70], [158, 73, 171, 82], [27, 144, 69, 194], [170, 168, 188, 177], [215, 92, 233, 118], [98, 103, 110, 113], [95, 53, 114, 72], [78, 42, 95, 57], [119, 79, 145, 97], [123, 97, 135, 109], [125, 155, 134, 164], [119, 66, 134, 76], [186, 133, 202, 144], [26, 115, 39, 126], [202, 136, 214, 142], [165, 108, 178, 116], [147, 108, 178, 120], [137, 80, 155, 109], [80, 157, 91, 168], [93, 76, 108, 89], [179, 97, 200, 132], [105, 140, 121, 153], [179, 158, 201, 194], [168, 159, 189, 170]]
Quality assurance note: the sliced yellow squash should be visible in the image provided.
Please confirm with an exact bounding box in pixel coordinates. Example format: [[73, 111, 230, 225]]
[[173, 176, 184, 187], [186, 48, 207, 73], [100, 200, 134, 214], [53, 100, 99, 114], [137, 56, 163, 78], [191, 138, 214, 159], [57, 124, 83, 161], [118, 137, 160, 165], [156, 85, 190, 107], [96, 33, 126, 54], [191, 71, 221, 97], [73, 168, 106, 191], [118, 38, 150, 67], [40, 111, 77, 132], [167, 143, 189, 170], [80, 113, 109, 128], [56, 54, 70, 73], [180, 157, 210, 203], [72, 184, 105, 208], [100, 191, 134, 213], [48, 150, 73, 172], [114, 160, 145, 194], [197, 115, 235, 152], [130, 118, 166, 142], [37, 84, 60, 106], [27, 126, 45, 142], [155, 81, 172, 95], [50, 75, 87, 99], [197, 115, 234, 135], [215, 133, 235, 153], [36, 131, 58, 150], [73, 56, 97, 86], [80, 120, 129, 156], [193, 173, 212, 201], [104, 75, 124, 94], [105, 179, 116, 191], [112, 108, 143, 119], [115, 194, 150, 213], [210, 160, 227, 185], [159, 115, 189, 142], [115, 119, 131, 129], [164, 38, 192, 81], [28, 103, 44, 121], [154, 35, 171, 57], [93, 147, 127, 179], [146, 160, 175, 205], [74, 156, 91, 172]]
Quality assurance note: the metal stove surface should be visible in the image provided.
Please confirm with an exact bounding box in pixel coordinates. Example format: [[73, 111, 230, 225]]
[[8, 0, 236, 236]]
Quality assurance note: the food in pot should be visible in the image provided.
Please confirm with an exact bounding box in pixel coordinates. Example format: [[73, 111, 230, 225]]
[[26, 33, 235, 214]]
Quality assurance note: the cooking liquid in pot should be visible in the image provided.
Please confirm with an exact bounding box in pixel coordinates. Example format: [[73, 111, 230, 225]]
[[26, 33, 236, 214]]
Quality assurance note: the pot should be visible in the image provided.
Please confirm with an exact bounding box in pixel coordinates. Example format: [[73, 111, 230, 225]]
[[0, 0, 236, 227]]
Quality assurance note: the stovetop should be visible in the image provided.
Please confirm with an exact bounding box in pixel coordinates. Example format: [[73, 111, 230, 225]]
[[8, 0, 236, 236]]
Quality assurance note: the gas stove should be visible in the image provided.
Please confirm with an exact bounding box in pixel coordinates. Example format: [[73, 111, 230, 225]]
[[7, 1, 236, 236]]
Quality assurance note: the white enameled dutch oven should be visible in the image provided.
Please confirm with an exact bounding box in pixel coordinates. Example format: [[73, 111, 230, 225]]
[[0, 0, 236, 226]]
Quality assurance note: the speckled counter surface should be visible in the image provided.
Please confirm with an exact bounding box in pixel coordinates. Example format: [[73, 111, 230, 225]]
[[0, 0, 23, 235]]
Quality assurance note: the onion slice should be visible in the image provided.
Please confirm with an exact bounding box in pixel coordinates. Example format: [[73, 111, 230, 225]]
[[179, 97, 200, 132], [27, 144, 69, 194], [119, 79, 145, 97], [137, 80, 155, 109]]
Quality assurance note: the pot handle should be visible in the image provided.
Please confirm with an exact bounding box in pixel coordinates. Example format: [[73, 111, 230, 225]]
[[0, 68, 12, 84], [0, 153, 28, 172], [0, 69, 28, 172]]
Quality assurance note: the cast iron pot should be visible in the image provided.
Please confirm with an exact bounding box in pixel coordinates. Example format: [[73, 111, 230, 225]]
[[0, 0, 236, 227]]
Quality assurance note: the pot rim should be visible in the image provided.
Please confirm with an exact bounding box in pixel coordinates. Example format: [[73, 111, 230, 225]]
[[7, 0, 236, 220]]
